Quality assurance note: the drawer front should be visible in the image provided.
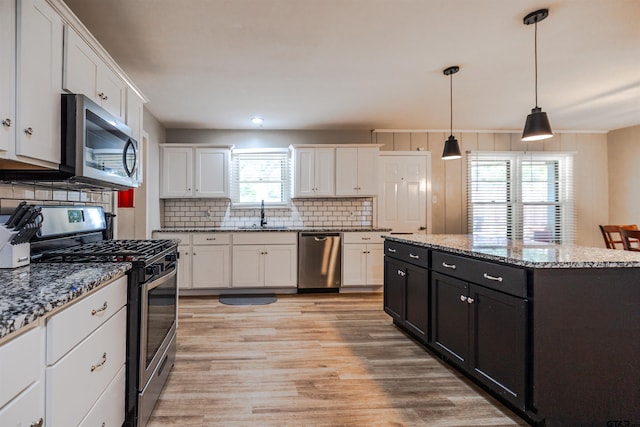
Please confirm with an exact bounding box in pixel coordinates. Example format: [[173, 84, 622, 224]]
[[193, 232, 231, 245], [153, 232, 191, 245], [0, 326, 44, 408], [432, 251, 527, 297], [46, 307, 126, 427], [233, 232, 297, 245], [343, 232, 385, 244], [0, 380, 44, 427], [79, 364, 125, 427], [384, 241, 429, 268], [46, 275, 127, 365]]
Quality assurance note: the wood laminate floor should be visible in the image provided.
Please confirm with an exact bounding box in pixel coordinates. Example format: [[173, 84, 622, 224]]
[[148, 293, 526, 427]]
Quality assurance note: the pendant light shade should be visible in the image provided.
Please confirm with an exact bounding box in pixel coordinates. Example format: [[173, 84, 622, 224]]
[[442, 66, 461, 160], [522, 9, 552, 142]]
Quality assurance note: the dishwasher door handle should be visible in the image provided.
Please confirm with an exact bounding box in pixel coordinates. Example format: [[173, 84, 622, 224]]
[[314, 236, 328, 242]]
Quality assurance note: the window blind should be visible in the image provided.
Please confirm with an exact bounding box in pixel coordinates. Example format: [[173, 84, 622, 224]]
[[467, 151, 575, 244], [230, 149, 291, 207]]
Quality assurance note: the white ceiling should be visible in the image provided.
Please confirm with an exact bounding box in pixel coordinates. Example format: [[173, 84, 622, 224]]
[[63, 0, 640, 132]]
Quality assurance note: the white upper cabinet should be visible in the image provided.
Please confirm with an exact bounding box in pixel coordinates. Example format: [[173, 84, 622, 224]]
[[335, 146, 379, 196], [195, 148, 229, 198], [293, 147, 335, 197], [63, 26, 126, 120], [15, 0, 63, 167], [0, 1, 15, 157], [161, 146, 193, 198], [160, 145, 230, 198]]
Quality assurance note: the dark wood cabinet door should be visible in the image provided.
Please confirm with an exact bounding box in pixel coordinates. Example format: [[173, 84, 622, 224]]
[[430, 272, 469, 366], [469, 284, 528, 410], [404, 264, 429, 342], [383, 257, 405, 322]]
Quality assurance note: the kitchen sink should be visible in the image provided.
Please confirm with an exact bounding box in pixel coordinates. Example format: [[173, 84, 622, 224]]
[[238, 226, 289, 230]]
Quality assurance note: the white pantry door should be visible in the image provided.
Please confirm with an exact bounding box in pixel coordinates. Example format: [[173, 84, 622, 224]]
[[378, 152, 431, 233]]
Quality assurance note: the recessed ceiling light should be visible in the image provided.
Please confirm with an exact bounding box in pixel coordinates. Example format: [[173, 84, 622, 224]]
[[251, 117, 264, 125]]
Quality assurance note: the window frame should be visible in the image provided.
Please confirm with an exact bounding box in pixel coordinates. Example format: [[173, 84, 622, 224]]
[[467, 151, 575, 244], [230, 148, 292, 209]]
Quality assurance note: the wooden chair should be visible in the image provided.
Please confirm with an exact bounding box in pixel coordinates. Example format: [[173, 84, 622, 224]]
[[599, 224, 638, 249], [620, 228, 640, 251]]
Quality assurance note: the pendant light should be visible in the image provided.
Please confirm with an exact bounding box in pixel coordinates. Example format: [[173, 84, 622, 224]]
[[522, 8, 553, 141], [442, 65, 461, 160]]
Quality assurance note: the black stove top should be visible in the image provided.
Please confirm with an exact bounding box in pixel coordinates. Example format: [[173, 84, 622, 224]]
[[37, 239, 177, 264]]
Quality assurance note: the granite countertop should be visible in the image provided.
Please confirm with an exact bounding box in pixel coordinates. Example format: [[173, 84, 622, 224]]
[[0, 262, 131, 342], [154, 227, 392, 233], [385, 234, 640, 268]]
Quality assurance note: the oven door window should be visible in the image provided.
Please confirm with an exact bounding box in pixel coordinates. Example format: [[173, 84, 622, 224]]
[[146, 271, 177, 368]]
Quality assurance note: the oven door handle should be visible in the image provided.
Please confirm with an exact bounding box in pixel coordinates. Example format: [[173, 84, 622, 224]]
[[146, 267, 177, 291]]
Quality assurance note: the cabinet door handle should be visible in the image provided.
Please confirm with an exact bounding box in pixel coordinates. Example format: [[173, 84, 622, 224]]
[[387, 248, 396, 253], [442, 262, 456, 270], [2, 118, 11, 127], [24, 127, 33, 135], [483, 273, 503, 282], [397, 270, 406, 277], [90, 352, 107, 372], [460, 295, 467, 302], [30, 418, 43, 427], [409, 253, 419, 259], [467, 297, 475, 304], [91, 301, 108, 316]]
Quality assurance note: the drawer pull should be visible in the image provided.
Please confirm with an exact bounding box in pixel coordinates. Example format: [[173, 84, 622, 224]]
[[442, 262, 456, 270], [206, 237, 216, 241], [467, 297, 475, 304], [91, 352, 107, 372], [483, 273, 504, 282], [460, 295, 467, 302], [30, 418, 43, 427], [387, 248, 397, 253], [409, 253, 419, 259], [397, 270, 406, 277], [91, 301, 108, 316], [362, 237, 371, 240]]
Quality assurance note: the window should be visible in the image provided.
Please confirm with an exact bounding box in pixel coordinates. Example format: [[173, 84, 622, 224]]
[[231, 149, 291, 207], [467, 152, 575, 244]]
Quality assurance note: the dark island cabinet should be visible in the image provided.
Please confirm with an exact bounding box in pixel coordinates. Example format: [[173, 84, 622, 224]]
[[383, 241, 429, 343], [431, 271, 528, 410]]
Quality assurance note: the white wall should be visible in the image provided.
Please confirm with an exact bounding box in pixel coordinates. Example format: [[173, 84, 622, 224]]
[[607, 125, 640, 225]]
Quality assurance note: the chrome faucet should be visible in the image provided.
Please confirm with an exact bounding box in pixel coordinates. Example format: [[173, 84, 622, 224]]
[[260, 200, 267, 227]]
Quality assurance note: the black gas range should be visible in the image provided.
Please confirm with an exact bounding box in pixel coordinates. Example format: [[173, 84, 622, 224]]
[[31, 206, 178, 427]]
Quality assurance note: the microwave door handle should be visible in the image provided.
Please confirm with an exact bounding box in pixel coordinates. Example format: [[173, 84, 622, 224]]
[[123, 138, 137, 178]]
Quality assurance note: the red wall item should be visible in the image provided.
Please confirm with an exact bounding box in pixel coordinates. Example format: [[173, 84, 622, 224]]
[[118, 188, 135, 208]]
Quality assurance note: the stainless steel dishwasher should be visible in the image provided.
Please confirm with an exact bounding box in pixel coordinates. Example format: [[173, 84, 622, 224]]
[[298, 232, 342, 292]]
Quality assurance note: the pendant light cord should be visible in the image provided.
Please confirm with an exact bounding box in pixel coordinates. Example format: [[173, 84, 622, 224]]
[[449, 72, 453, 135], [534, 21, 538, 108]]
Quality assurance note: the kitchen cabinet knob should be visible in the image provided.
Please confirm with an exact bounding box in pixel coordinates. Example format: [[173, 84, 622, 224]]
[[2, 118, 11, 127], [409, 253, 419, 259], [24, 127, 33, 135], [483, 273, 503, 282], [91, 301, 108, 316], [188, 188, 191, 191], [90, 352, 107, 372], [98, 92, 108, 100], [442, 262, 456, 270], [467, 297, 475, 304], [30, 418, 43, 427], [460, 295, 467, 302]]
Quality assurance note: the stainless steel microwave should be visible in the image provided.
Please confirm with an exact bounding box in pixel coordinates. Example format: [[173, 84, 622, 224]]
[[0, 94, 140, 190]]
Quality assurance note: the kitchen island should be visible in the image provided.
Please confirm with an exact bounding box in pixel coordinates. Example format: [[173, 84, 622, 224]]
[[383, 234, 640, 427]]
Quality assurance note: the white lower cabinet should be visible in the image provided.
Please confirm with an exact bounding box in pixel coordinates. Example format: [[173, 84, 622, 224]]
[[79, 364, 126, 427], [342, 232, 385, 286], [192, 233, 231, 288], [232, 232, 297, 288], [0, 326, 45, 427], [46, 307, 126, 427]]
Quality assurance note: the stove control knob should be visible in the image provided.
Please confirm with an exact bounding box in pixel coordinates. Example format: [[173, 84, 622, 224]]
[[146, 264, 161, 276], [165, 253, 177, 262]]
